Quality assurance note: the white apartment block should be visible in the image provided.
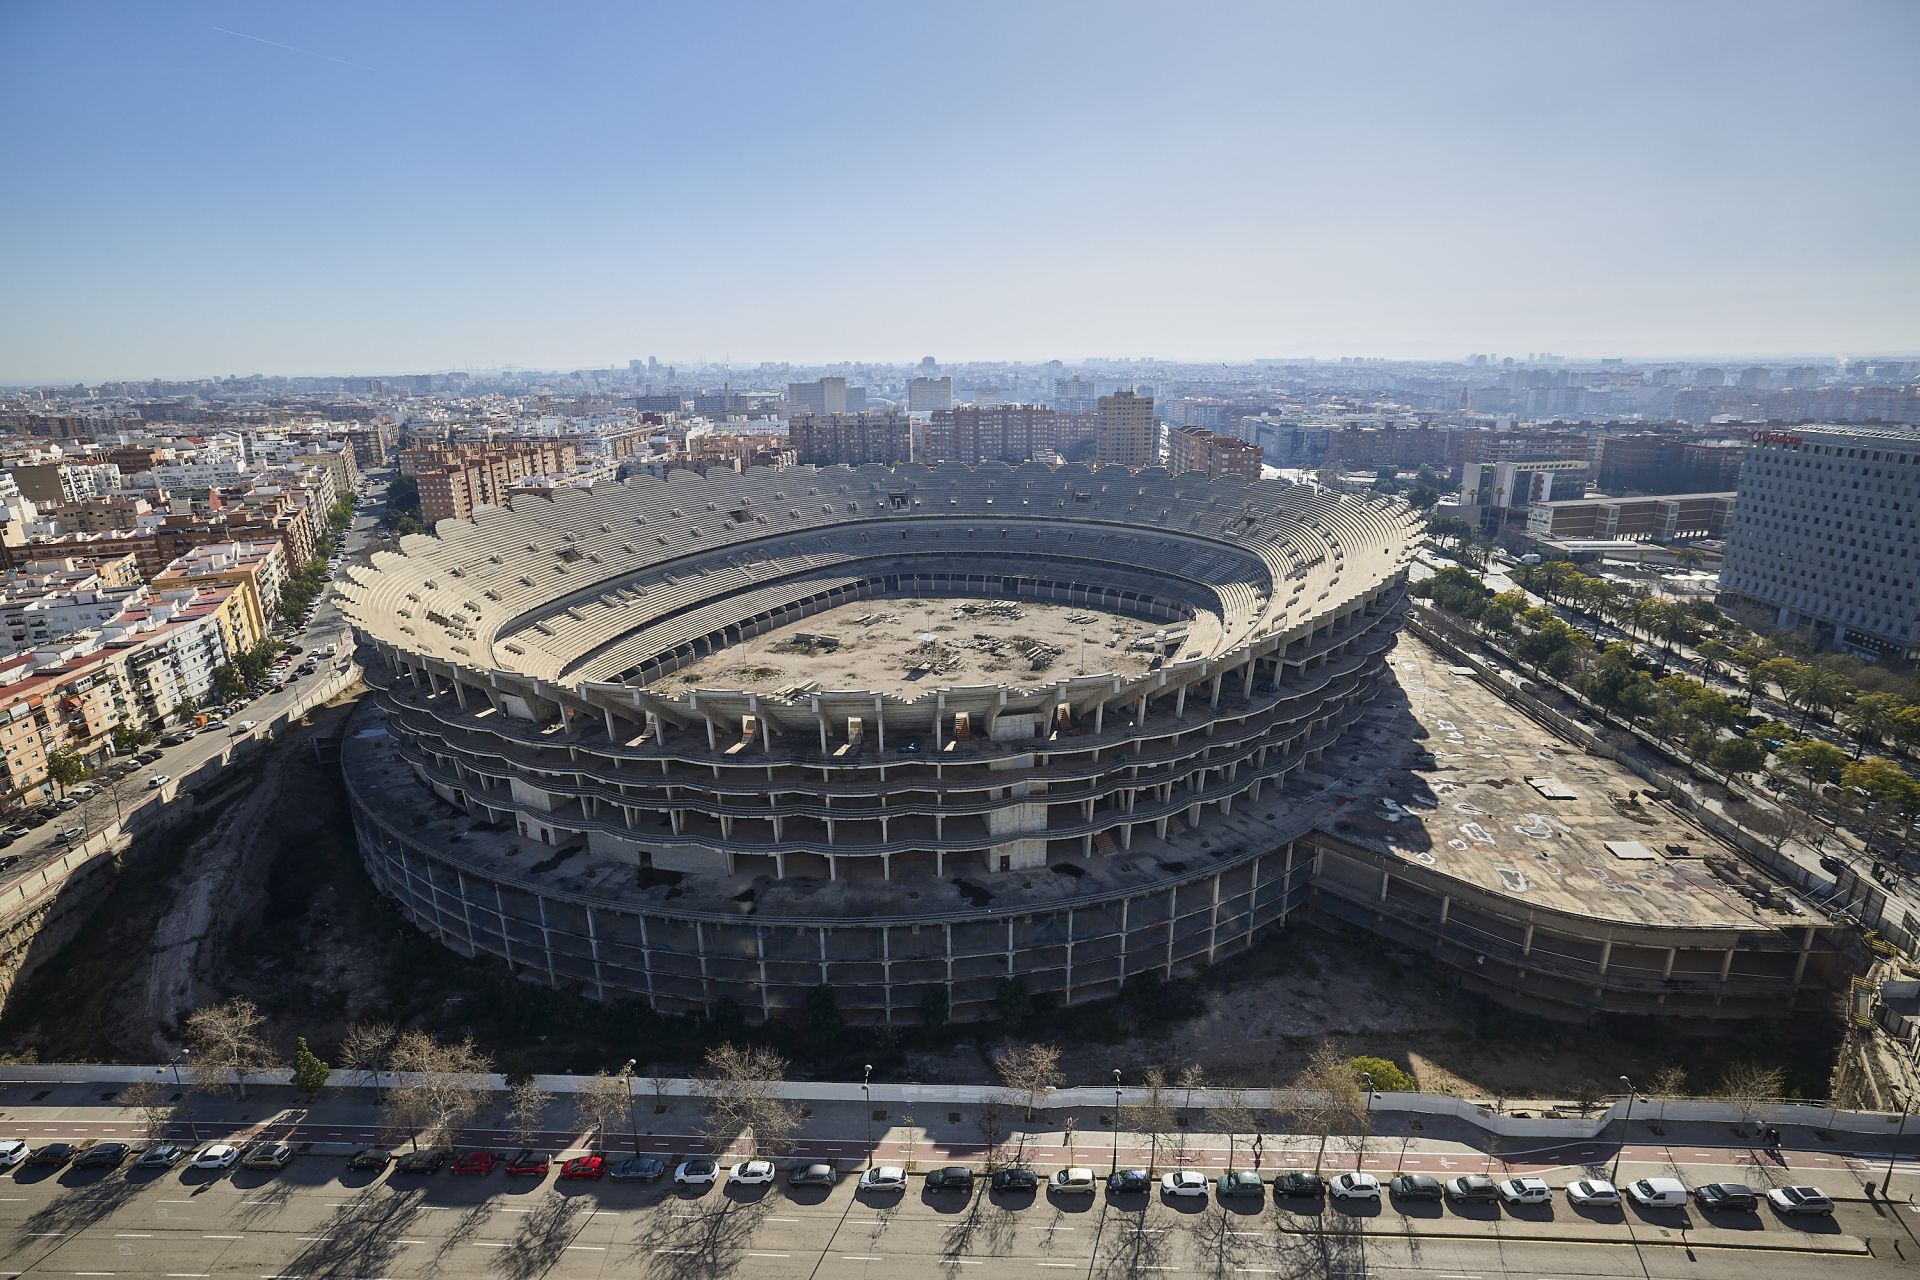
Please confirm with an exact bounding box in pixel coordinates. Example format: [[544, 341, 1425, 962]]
[[1719, 425, 1920, 659]]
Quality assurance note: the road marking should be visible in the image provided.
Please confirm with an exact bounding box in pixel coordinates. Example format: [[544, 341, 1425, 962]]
[[74, 1273, 115, 1276], [159, 1200, 196, 1205], [748, 1253, 791, 1259], [653, 1249, 697, 1255], [564, 1245, 606, 1252], [25, 1232, 66, 1237], [394, 1240, 427, 1246], [165, 1274, 211, 1277], [203, 1234, 243, 1240], [841, 1257, 884, 1263], [765, 1215, 799, 1222], [941, 1261, 983, 1267], [1038, 1265, 1079, 1270], [112, 1233, 153, 1238], [468, 1242, 508, 1248]]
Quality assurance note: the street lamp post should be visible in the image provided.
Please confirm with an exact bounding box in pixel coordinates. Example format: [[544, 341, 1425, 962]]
[[1360, 1072, 1374, 1171], [620, 1058, 637, 1157], [170, 1049, 199, 1144], [1112, 1069, 1122, 1176], [1885, 1103, 1909, 1196], [863, 1064, 874, 1171], [1611, 1076, 1634, 1184]]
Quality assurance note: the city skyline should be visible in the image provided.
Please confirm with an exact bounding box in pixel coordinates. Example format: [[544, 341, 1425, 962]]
[[4, 0, 1918, 382]]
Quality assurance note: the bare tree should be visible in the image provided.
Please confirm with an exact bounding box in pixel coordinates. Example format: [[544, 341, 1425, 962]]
[[977, 1097, 1011, 1171], [647, 1072, 675, 1114], [1121, 1067, 1175, 1175], [506, 1079, 553, 1150], [1716, 1061, 1785, 1136], [993, 1042, 1065, 1122], [1649, 1063, 1688, 1127], [183, 996, 273, 1101], [384, 1030, 493, 1151], [696, 1042, 801, 1160], [119, 1080, 176, 1144], [1213, 1086, 1255, 1171], [575, 1071, 632, 1154], [1283, 1042, 1368, 1173], [338, 1020, 400, 1103]]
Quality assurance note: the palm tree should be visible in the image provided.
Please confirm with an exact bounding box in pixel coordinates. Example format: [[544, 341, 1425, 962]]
[[1695, 639, 1734, 681], [1789, 665, 1847, 732]]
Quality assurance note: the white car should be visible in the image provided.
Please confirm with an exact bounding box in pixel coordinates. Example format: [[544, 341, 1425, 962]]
[[1626, 1176, 1688, 1209], [1049, 1167, 1097, 1194], [147, 774, 171, 789], [1499, 1177, 1552, 1205], [858, 1165, 906, 1193], [1567, 1178, 1620, 1206], [1766, 1185, 1834, 1216], [0, 1139, 29, 1168], [232, 720, 258, 734], [189, 1143, 240, 1170], [727, 1159, 776, 1186], [1161, 1170, 1210, 1198], [672, 1159, 718, 1186], [1330, 1172, 1381, 1200]]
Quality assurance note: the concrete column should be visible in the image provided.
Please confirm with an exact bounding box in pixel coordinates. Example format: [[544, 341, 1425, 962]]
[[705, 718, 718, 751], [1597, 939, 1614, 975], [1438, 895, 1451, 927], [1094, 702, 1105, 734], [1790, 926, 1815, 990], [1662, 947, 1676, 979], [1521, 922, 1535, 955], [1379, 869, 1391, 902], [1210, 672, 1223, 709], [1719, 947, 1735, 981], [603, 707, 617, 741], [875, 695, 886, 752], [1175, 684, 1188, 717]]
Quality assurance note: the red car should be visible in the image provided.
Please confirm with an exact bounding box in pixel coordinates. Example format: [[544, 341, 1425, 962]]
[[450, 1150, 499, 1175], [559, 1154, 606, 1180], [504, 1148, 550, 1176]]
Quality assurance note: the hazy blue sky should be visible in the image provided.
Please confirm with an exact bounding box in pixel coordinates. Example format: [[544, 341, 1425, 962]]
[[3, 1, 1916, 381]]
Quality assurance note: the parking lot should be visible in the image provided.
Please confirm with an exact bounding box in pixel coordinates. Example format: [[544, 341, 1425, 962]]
[[0, 1141, 1893, 1280]]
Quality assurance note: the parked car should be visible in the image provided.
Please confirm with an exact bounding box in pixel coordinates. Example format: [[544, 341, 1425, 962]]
[[1498, 1177, 1553, 1205], [1161, 1170, 1210, 1198], [450, 1150, 499, 1175], [146, 775, 171, 790], [1051, 1167, 1098, 1195], [1694, 1182, 1758, 1211], [1275, 1171, 1326, 1198], [1388, 1173, 1444, 1201], [610, 1156, 666, 1181], [55, 826, 84, 843], [726, 1159, 776, 1186], [346, 1148, 391, 1171], [788, 1162, 837, 1188], [2, 826, 29, 840], [858, 1165, 907, 1193], [1330, 1172, 1381, 1201], [0, 855, 18, 872], [1627, 1177, 1689, 1209], [189, 1144, 240, 1170], [1445, 1175, 1500, 1204], [504, 1149, 549, 1176], [1567, 1178, 1621, 1206], [395, 1149, 447, 1174], [990, 1166, 1038, 1192], [242, 1143, 294, 1170], [1108, 1168, 1152, 1194], [1218, 1169, 1269, 1199], [232, 720, 258, 734], [559, 1155, 606, 1180], [76, 1142, 130, 1169], [1766, 1185, 1834, 1216], [925, 1165, 975, 1191], [0, 1139, 31, 1168], [25, 1143, 76, 1167], [134, 1143, 185, 1169], [673, 1158, 718, 1187]]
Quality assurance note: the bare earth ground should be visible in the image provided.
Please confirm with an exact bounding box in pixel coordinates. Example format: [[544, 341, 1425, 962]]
[[652, 597, 1161, 697], [0, 691, 1838, 1102]]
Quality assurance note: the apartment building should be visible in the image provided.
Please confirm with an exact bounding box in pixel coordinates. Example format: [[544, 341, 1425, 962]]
[[920, 405, 1057, 464], [1525, 492, 1736, 543], [1095, 391, 1157, 468], [1719, 425, 1920, 659], [410, 440, 581, 525], [150, 539, 287, 630], [786, 410, 913, 466], [906, 377, 953, 412], [1167, 425, 1262, 482]]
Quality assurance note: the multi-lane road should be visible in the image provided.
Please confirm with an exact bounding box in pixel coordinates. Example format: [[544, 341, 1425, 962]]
[[0, 1145, 1911, 1280]]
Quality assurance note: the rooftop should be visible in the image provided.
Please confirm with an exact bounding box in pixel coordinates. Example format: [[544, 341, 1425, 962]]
[[1335, 636, 1806, 930]]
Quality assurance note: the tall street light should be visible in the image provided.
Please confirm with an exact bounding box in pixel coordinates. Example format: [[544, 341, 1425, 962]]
[[1610, 1076, 1634, 1184], [169, 1049, 199, 1144], [1359, 1072, 1374, 1171], [1111, 1069, 1123, 1176], [863, 1064, 874, 1171], [620, 1058, 638, 1156], [1884, 1100, 1910, 1197]]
